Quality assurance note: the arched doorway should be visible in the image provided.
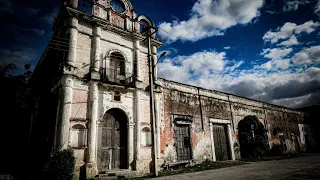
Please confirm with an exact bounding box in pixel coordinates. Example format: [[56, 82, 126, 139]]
[[97, 108, 128, 171], [238, 115, 269, 158]]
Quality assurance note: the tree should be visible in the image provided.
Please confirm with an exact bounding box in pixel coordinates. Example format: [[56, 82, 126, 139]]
[[238, 115, 269, 158], [0, 62, 33, 176]]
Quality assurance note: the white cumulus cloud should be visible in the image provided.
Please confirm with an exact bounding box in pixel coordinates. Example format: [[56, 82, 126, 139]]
[[277, 35, 299, 46], [292, 45, 320, 65], [261, 48, 293, 60], [158, 0, 264, 43], [316, 0, 320, 16], [263, 20, 320, 45]]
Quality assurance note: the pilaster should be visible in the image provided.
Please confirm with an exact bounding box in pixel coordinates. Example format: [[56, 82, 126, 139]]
[[92, 25, 101, 80], [135, 90, 141, 161], [134, 39, 142, 81], [67, 17, 78, 67], [86, 81, 99, 177], [58, 76, 74, 149], [88, 82, 98, 163], [128, 122, 135, 169]]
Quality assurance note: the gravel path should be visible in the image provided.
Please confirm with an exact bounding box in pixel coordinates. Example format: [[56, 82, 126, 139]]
[[155, 154, 320, 180]]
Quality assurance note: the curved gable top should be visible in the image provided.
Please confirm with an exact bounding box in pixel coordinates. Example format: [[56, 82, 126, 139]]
[[108, 0, 133, 12], [137, 15, 155, 27]]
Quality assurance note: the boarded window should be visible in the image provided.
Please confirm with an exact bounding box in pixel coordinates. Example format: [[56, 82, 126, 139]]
[[141, 127, 152, 147], [70, 124, 87, 148]]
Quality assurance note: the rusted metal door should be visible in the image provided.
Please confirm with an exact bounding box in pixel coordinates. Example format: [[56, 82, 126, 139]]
[[213, 124, 230, 161], [98, 109, 127, 171], [175, 124, 192, 161]]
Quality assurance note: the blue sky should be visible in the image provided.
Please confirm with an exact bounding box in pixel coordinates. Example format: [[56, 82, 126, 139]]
[[1, 0, 320, 108]]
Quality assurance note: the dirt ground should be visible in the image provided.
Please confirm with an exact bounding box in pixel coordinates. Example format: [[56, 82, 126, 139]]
[[154, 154, 320, 180]]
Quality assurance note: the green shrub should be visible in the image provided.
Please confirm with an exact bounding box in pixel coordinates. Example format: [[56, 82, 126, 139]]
[[270, 144, 285, 156], [44, 149, 75, 180]]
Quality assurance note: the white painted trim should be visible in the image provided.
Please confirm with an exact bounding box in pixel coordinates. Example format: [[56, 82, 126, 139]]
[[227, 124, 236, 160], [210, 118, 235, 161], [209, 118, 231, 124], [209, 123, 216, 161]]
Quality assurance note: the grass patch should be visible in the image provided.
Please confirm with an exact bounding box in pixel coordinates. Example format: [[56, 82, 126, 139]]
[[242, 153, 300, 162], [129, 160, 248, 179]]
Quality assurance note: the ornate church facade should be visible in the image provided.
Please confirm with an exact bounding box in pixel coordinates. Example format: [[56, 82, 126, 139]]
[[29, 0, 313, 179]]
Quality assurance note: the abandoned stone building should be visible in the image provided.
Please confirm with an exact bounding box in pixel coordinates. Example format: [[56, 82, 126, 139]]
[[29, 0, 314, 179]]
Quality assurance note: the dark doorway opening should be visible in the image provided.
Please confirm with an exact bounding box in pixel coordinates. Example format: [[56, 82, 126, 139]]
[[238, 115, 269, 158]]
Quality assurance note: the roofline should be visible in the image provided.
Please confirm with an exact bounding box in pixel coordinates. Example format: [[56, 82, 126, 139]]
[[158, 77, 300, 111]]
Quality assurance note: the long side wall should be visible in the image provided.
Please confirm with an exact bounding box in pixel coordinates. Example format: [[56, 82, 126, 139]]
[[158, 79, 304, 164]]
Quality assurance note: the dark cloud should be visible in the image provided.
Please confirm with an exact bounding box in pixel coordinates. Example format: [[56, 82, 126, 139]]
[[40, 8, 59, 24], [223, 80, 261, 98], [267, 79, 320, 100], [0, 0, 13, 13], [0, 48, 38, 73], [25, 8, 40, 16]]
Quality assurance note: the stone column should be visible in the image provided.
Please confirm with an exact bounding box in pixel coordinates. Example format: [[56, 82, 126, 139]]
[[67, 17, 78, 67], [58, 76, 73, 149], [209, 123, 216, 161], [227, 124, 236, 160], [93, 26, 101, 72], [151, 46, 158, 82], [134, 39, 141, 81], [128, 123, 135, 169], [86, 82, 98, 177]]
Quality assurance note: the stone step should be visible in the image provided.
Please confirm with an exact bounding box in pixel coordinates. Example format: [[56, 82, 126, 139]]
[[95, 170, 138, 179]]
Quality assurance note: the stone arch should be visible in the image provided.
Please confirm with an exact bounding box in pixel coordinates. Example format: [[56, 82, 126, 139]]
[[104, 49, 129, 83], [137, 15, 154, 27], [98, 108, 129, 170], [108, 0, 133, 14], [238, 115, 269, 158], [103, 104, 133, 123], [105, 49, 128, 63], [137, 15, 155, 35]]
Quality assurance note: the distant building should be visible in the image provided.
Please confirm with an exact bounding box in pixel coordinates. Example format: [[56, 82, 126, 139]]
[[297, 105, 320, 152], [29, 0, 312, 179]]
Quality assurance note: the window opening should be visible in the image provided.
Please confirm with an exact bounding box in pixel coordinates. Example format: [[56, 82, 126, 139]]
[[113, 91, 121, 101], [70, 124, 87, 148], [139, 19, 149, 34], [110, 0, 125, 13], [109, 52, 125, 83], [141, 127, 152, 147]]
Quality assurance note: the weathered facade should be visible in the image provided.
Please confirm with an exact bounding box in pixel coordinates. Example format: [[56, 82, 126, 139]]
[[157, 79, 304, 165], [29, 0, 310, 179]]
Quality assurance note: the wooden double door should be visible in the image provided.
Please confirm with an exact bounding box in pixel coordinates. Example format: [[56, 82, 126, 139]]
[[98, 109, 128, 171], [213, 124, 230, 161]]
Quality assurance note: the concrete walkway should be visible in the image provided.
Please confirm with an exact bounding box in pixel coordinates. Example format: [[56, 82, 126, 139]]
[[155, 154, 320, 180]]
